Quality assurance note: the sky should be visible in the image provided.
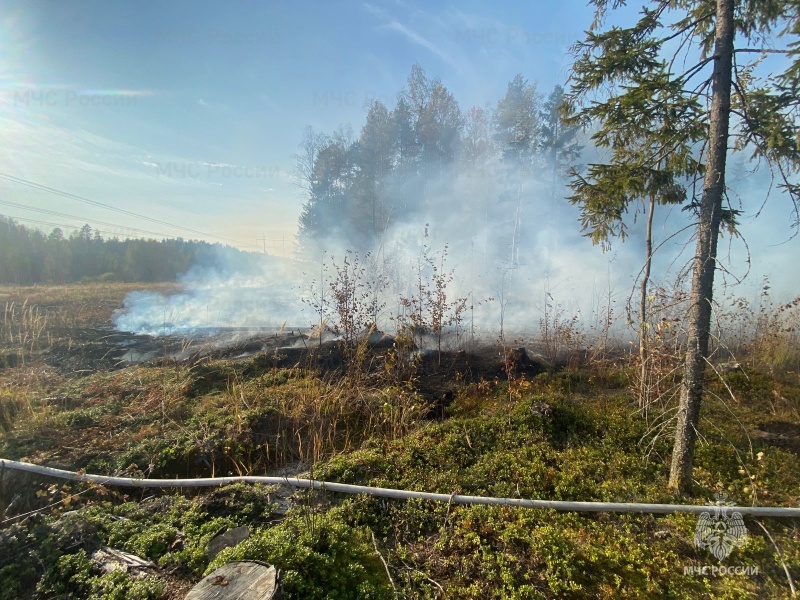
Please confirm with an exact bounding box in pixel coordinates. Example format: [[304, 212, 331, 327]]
[[0, 0, 797, 310], [0, 0, 584, 251]]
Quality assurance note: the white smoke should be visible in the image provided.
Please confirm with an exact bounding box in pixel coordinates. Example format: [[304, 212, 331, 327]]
[[113, 141, 796, 343], [113, 255, 309, 336]]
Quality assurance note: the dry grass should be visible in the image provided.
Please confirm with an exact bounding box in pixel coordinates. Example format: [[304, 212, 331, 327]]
[[2, 346, 426, 481], [744, 295, 800, 377], [0, 282, 180, 364], [2, 279, 798, 480], [0, 282, 179, 330], [0, 283, 180, 439], [0, 363, 68, 434]]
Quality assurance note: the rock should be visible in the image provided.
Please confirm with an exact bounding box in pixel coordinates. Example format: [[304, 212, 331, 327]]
[[750, 421, 800, 451], [208, 526, 251, 561], [52, 511, 98, 551], [185, 561, 280, 599]]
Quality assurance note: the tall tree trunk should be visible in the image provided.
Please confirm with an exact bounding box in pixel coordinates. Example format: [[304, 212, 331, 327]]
[[668, 0, 734, 492], [512, 182, 523, 268], [639, 196, 655, 410], [548, 138, 558, 278]]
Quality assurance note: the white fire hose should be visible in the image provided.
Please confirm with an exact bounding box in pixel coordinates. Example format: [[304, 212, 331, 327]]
[[3, 458, 800, 517]]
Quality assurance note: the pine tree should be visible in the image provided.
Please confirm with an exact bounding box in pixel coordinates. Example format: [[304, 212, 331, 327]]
[[539, 85, 582, 276], [493, 74, 541, 268], [564, 0, 800, 492], [356, 100, 395, 237]]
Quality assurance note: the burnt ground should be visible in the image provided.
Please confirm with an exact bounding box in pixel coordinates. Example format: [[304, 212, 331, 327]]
[[41, 327, 312, 376], [40, 327, 552, 412], [27, 325, 800, 462]]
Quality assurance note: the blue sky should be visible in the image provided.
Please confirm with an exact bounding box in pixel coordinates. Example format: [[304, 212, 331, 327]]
[[0, 0, 797, 303], [0, 0, 585, 251]]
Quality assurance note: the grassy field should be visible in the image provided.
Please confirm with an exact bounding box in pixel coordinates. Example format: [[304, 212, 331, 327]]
[[0, 283, 799, 599]]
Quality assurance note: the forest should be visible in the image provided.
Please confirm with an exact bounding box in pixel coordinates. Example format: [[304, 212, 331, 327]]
[[0, 218, 256, 285], [294, 65, 579, 260]]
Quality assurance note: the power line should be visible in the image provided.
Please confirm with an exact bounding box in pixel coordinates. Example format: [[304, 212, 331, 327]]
[[257, 232, 287, 256], [2, 214, 250, 249], [0, 172, 254, 246], [0, 199, 177, 239], [0, 172, 260, 249], [0, 213, 158, 240]]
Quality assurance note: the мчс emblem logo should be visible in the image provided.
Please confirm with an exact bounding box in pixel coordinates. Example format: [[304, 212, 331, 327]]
[[694, 492, 748, 561]]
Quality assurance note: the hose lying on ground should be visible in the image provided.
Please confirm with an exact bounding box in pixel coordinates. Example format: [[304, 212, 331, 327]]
[[2, 458, 800, 517]]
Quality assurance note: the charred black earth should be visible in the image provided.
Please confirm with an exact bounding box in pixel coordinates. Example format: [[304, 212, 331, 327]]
[[42, 326, 552, 411]]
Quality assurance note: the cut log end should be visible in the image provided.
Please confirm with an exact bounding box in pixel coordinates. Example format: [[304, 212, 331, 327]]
[[185, 561, 280, 599]]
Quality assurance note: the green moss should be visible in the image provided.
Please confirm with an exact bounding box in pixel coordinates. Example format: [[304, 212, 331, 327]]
[[81, 490, 276, 577], [208, 506, 393, 599], [2, 352, 798, 598]]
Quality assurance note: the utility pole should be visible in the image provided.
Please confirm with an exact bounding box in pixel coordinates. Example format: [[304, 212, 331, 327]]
[[256, 233, 288, 257]]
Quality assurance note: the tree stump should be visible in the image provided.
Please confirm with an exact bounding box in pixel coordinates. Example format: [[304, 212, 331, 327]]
[[185, 561, 280, 599]]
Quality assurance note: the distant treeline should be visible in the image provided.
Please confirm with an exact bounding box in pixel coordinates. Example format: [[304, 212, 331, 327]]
[[0, 218, 255, 285]]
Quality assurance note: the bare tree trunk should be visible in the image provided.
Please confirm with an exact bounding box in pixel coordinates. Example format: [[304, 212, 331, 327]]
[[639, 196, 655, 410], [372, 179, 377, 236], [668, 0, 734, 492], [512, 182, 523, 268], [547, 140, 559, 278]]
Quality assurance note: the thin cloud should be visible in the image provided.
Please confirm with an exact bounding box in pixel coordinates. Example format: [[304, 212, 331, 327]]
[[363, 2, 464, 71], [383, 20, 461, 70], [362, 2, 384, 18]]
